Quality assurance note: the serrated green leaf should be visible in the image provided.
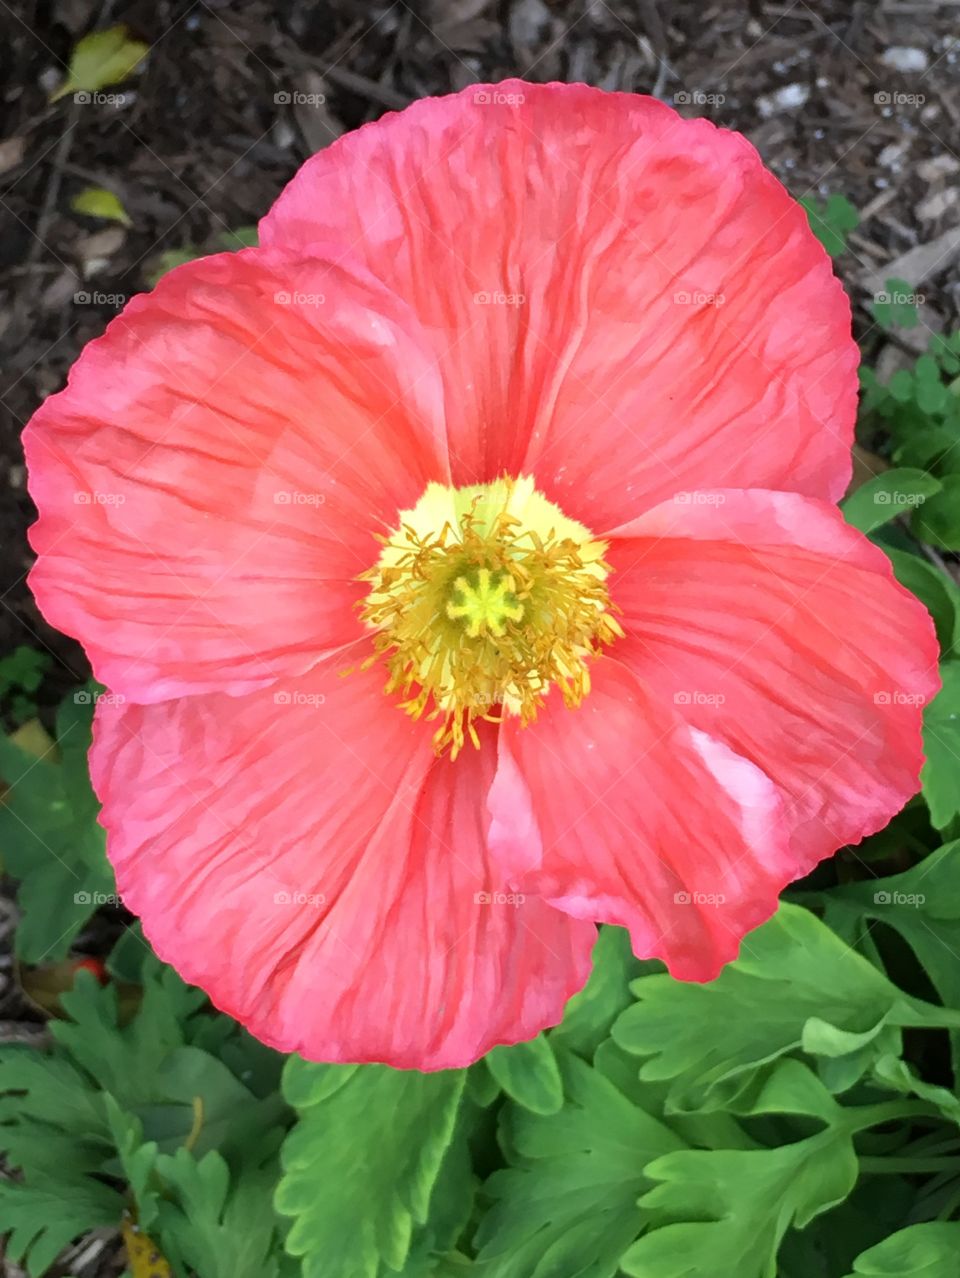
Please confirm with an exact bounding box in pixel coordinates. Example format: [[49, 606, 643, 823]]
[[550, 925, 649, 1061], [51, 25, 148, 100], [622, 1126, 857, 1278], [612, 903, 935, 1106], [0, 687, 113, 961], [153, 1147, 291, 1278], [277, 1061, 466, 1278], [475, 1052, 683, 1278], [0, 1175, 123, 1277], [819, 842, 960, 1016], [843, 1222, 960, 1277], [485, 1034, 563, 1115], [104, 1095, 161, 1229]]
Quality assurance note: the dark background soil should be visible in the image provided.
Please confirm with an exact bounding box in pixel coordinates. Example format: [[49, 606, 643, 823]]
[[1, 0, 959, 709]]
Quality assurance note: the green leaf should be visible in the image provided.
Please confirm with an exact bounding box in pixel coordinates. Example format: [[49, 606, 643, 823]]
[[612, 903, 933, 1106], [70, 184, 132, 225], [0, 690, 113, 961], [800, 194, 858, 257], [53, 963, 206, 1105], [485, 1035, 563, 1115], [871, 278, 922, 330], [218, 225, 258, 249], [0, 647, 51, 698], [820, 842, 960, 1015], [622, 1125, 857, 1278], [402, 1100, 479, 1274], [550, 925, 650, 1060], [843, 1222, 960, 1277], [0, 1174, 123, 1277], [277, 1060, 466, 1278], [475, 1052, 683, 1278], [51, 25, 148, 100], [883, 546, 959, 657], [841, 469, 941, 533], [153, 1148, 292, 1278], [911, 476, 960, 549], [104, 1096, 161, 1230], [870, 1054, 960, 1123], [921, 664, 960, 829]]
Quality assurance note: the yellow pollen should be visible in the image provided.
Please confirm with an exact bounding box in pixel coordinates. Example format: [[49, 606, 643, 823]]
[[357, 476, 623, 758]]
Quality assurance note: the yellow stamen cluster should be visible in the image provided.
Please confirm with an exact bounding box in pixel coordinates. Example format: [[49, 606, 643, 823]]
[[358, 478, 622, 757]]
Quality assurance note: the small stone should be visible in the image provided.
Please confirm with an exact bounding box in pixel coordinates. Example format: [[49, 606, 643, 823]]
[[881, 46, 929, 73], [917, 154, 960, 182], [756, 83, 810, 118]]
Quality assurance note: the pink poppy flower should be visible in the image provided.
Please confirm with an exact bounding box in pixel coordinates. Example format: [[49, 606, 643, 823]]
[[25, 81, 938, 1069]]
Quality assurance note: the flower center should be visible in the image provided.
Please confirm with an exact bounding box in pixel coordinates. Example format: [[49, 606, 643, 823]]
[[358, 476, 622, 757]]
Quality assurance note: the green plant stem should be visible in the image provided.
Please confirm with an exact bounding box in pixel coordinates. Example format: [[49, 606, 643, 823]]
[[844, 1099, 943, 1133], [860, 1155, 960, 1174]]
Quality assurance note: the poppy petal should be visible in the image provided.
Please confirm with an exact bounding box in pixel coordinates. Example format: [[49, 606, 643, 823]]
[[489, 659, 792, 980], [25, 249, 448, 703], [91, 653, 595, 1068], [607, 488, 940, 864], [261, 79, 856, 523]]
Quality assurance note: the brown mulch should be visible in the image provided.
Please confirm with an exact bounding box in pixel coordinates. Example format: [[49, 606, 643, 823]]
[[0, 0, 958, 703]]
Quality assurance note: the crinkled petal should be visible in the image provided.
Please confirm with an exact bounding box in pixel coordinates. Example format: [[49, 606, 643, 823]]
[[607, 488, 940, 864], [261, 79, 856, 523], [91, 654, 594, 1068], [25, 249, 449, 703], [489, 659, 792, 980]]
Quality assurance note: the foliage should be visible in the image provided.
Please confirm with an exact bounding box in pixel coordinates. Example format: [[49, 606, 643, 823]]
[[0, 645, 52, 726], [799, 193, 859, 257], [50, 25, 149, 102], [3, 197, 960, 1276]]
